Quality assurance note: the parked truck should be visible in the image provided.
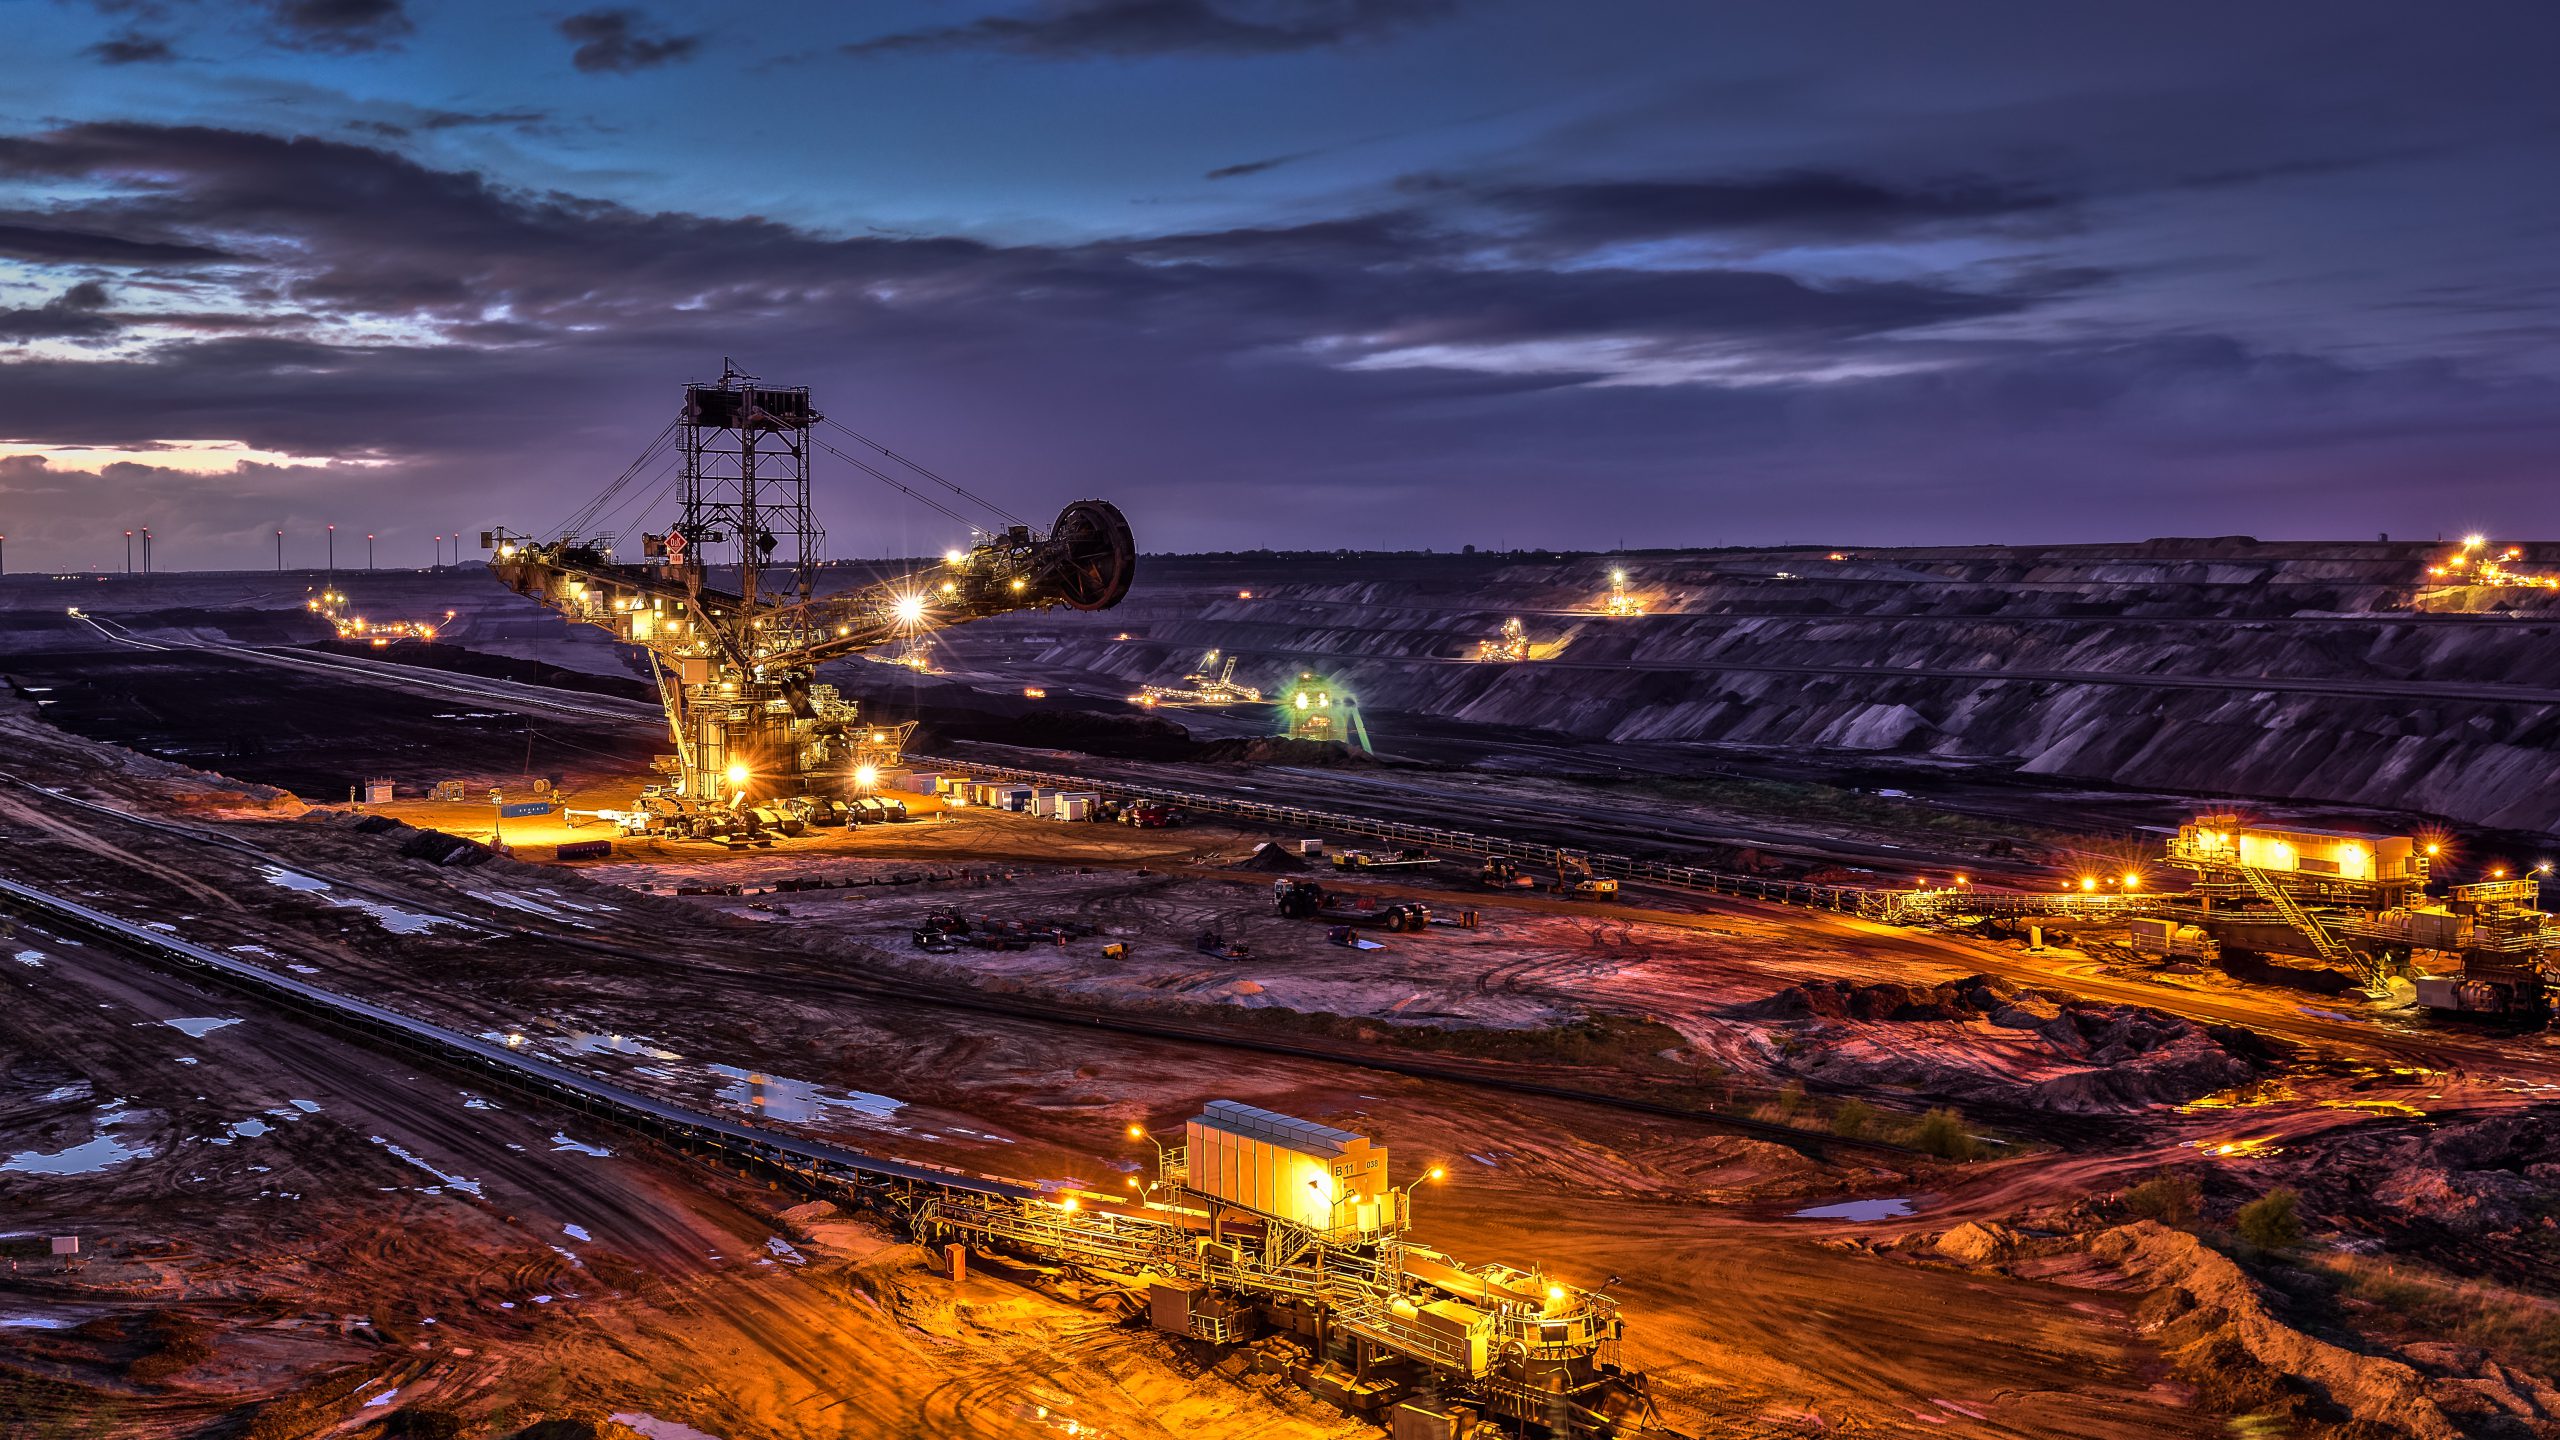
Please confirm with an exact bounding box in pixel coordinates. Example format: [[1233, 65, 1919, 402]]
[[1272, 877, 1431, 932]]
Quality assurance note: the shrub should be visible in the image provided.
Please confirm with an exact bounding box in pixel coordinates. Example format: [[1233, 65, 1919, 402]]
[[1909, 1107, 1982, 1161], [1830, 1098, 1877, 1139], [2237, 1187, 2304, 1250], [2122, 1171, 2203, 1225]]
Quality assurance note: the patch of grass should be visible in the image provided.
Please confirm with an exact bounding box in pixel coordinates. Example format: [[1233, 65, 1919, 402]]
[[2236, 1188, 2303, 1251], [1226, 1004, 1700, 1071], [2316, 1254, 2560, 1378], [0, 1363, 124, 1440], [2121, 1170, 2203, 1226], [1907, 1107, 1984, 1160], [1830, 1097, 1878, 1139], [1589, 772, 2063, 851], [125, 1310, 213, 1385]]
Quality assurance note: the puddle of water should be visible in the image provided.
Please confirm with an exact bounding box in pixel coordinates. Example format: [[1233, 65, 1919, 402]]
[[612, 1414, 728, 1440], [260, 866, 332, 893], [709, 1064, 902, 1125], [0, 1315, 70, 1329], [549, 1132, 612, 1158], [553, 1032, 683, 1061], [40, 1083, 91, 1104], [765, 1236, 806, 1265], [1791, 1197, 1917, 1222], [228, 1117, 272, 1140], [563, 1223, 592, 1242], [261, 866, 468, 935], [331, 896, 466, 936], [364, 1388, 400, 1408], [367, 1136, 484, 1197], [4, 1129, 154, 1176], [2188, 1136, 2285, 1159], [159, 1017, 240, 1039], [12, 950, 42, 968]]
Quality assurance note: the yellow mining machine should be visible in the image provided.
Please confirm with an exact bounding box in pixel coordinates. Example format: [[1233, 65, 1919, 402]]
[[909, 1101, 1667, 1438], [1475, 616, 1530, 662], [2162, 817, 2557, 1013], [1136, 647, 1264, 707], [486, 368, 1135, 834], [1283, 671, 1373, 751], [1600, 568, 1644, 618]]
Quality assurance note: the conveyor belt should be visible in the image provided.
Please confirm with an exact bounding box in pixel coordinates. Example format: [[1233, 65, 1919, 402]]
[[0, 874, 1042, 1202]]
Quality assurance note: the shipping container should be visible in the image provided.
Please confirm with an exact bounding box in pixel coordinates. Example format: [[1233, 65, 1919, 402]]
[[1181, 1100, 1396, 1240]]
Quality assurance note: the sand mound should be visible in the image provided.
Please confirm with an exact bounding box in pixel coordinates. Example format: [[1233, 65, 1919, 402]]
[[2096, 1221, 2462, 1440]]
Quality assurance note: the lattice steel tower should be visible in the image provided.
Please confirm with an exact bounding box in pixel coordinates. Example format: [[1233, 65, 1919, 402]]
[[679, 362, 821, 610]]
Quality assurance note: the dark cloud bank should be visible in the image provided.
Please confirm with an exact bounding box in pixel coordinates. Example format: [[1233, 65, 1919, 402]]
[[0, 117, 2552, 566]]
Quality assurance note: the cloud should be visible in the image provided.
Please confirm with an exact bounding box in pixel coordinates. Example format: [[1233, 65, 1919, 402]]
[[348, 107, 552, 140], [0, 118, 2549, 566], [0, 221, 231, 264], [0, 122, 2026, 369], [87, 30, 177, 63], [1204, 151, 1314, 180], [845, 0, 1456, 59], [559, 8, 703, 73], [0, 281, 120, 342], [262, 0, 412, 53], [1455, 170, 2071, 248]]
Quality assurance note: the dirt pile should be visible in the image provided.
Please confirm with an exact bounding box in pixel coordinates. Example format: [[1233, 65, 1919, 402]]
[[2283, 1108, 2560, 1247], [1731, 976, 2260, 1113], [1228, 841, 1310, 871], [2093, 1221, 2466, 1440]]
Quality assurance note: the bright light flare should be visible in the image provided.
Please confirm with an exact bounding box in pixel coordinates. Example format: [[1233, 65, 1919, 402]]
[[892, 593, 927, 626], [725, 762, 750, 788], [853, 763, 879, 790]]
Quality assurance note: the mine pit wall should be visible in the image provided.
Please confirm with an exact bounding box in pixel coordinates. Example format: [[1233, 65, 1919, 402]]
[[1031, 547, 2560, 837]]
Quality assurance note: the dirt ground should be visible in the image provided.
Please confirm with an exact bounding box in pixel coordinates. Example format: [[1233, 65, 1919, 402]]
[[4, 642, 2558, 1439]]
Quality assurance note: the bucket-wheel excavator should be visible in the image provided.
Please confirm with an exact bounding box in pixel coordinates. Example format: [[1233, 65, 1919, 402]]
[[487, 367, 1135, 834]]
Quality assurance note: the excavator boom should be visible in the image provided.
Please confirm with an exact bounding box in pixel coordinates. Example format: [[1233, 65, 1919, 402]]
[[483, 371, 1135, 823]]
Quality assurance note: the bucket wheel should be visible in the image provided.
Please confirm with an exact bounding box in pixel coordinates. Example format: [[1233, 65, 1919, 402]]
[[1043, 499, 1137, 611]]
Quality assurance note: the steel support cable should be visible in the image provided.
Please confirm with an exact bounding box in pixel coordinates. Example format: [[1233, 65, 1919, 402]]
[[818, 415, 1024, 528], [578, 453, 684, 551], [553, 419, 680, 540], [810, 438, 980, 530]]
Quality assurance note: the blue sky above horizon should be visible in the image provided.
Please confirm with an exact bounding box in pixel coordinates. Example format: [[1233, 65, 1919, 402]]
[[3, 0, 2557, 570]]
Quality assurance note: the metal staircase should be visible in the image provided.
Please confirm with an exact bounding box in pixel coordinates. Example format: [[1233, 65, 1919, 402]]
[[2242, 866, 2371, 982]]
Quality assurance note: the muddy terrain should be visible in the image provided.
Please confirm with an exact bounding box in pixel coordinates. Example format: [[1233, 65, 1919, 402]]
[[4, 548, 2558, 1440]]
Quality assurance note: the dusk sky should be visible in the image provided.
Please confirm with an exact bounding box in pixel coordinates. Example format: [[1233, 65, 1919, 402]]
[[3, 1, 2557, 570]]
